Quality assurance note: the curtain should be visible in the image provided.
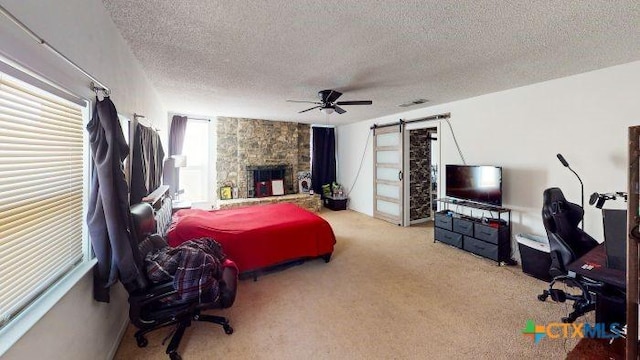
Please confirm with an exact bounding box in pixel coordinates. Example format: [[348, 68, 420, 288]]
[[130, 123, 165, 205], [311, 127, 337, 195], [169, 115, 188, 156], [86, 97, 145, 302]]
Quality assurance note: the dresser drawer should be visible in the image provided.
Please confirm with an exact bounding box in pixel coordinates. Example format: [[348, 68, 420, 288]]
[[435, 228, 463, 248], [464, 237, 499, 261], [434, 212, 453, 231], [474, 223, 499, 244], [453, 218, 474, 236]]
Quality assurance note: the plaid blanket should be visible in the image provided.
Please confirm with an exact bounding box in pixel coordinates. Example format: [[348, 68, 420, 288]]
[[145, 238, 226, 304]]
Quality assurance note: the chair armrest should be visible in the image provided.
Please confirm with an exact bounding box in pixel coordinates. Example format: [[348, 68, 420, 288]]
[[129, 281, 177, 305], [218, 259, 238, 308], [581, 277, 605, 290]]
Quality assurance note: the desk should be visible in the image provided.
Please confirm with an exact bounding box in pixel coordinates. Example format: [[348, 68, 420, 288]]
[[566, 243, 626, 327], [566, 244, 625, 289], [172, 201, 192, 213]]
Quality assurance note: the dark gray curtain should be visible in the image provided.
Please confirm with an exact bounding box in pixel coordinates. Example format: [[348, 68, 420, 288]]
[[130, 124, 165, 205], [169, 115, 188, 156], [87, 97, 145, 302], [311, 127, 336, 195]]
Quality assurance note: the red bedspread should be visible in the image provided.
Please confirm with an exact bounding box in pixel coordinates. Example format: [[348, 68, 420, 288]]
[[166, 203, 336, 273]]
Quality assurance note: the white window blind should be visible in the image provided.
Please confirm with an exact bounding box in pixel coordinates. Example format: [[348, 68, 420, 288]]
[[0, 72, 85, 327]]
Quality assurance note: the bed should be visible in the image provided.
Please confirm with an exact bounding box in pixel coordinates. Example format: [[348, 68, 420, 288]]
[[166, 203, 336, 274]]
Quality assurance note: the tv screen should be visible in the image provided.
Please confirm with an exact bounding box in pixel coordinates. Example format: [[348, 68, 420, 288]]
[[445, 165, 502, 206]]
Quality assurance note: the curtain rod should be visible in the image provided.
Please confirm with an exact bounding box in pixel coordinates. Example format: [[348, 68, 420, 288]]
[[134, 113, 159, 131], [187, 117, 210, 122], [311, 124, 335, 128], [0, 4, 111, 93], [370, 112, 451, 130]]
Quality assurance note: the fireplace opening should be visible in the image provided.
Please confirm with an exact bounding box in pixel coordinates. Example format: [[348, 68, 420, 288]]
[[246, 164, 293, 198]]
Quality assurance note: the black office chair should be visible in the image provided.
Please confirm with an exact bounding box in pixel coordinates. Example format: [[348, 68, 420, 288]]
[[127, 202, 238, 360], [537, 187, 602, 323]]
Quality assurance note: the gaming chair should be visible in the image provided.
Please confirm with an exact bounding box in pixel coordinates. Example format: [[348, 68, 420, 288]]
[[537, 187, 602, 323], [127, 202, 238, 360]]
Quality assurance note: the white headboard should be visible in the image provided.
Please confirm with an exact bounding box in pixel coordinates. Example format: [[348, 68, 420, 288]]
[[155, 196, 172, 236], [141, 185, 173, 236]]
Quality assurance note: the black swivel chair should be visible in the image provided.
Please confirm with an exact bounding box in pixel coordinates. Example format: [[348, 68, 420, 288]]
[[127, 202, 238, 360], [537, 187, 602, 323]]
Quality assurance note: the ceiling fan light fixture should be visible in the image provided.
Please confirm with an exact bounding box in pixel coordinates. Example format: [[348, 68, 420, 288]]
[[321, 107, 335, 115], [290, 89, 372, 114]]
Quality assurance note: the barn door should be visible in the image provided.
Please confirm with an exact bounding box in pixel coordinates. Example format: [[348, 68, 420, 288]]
[[373, 125, 404, 225]]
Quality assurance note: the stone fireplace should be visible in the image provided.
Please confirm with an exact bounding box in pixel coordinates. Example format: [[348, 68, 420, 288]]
[[217, 117, 310, 200]]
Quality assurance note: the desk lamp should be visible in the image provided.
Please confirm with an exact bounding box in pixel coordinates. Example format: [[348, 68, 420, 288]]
[[173, 155, 187, 201], [557, 153, 584, 230]]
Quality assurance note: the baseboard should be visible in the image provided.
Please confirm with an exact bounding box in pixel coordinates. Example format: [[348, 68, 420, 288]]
[[410, 218, 430, 225], [107, 317, 130, 360]]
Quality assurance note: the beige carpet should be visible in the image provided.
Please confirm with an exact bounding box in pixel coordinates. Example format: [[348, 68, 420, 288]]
[[114, 209, 586, 359]]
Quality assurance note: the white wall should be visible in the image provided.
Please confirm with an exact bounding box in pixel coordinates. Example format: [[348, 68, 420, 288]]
[[0, 0, 166, 359], [338, 61, 640, 248]]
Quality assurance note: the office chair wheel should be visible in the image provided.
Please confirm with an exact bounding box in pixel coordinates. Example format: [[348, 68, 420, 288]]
[[224, 324, 234, 335], [169, 352, 182, 360], [135, 335, 148, 348], [538, 290, 549, 302], [562, 315, 576, 324]]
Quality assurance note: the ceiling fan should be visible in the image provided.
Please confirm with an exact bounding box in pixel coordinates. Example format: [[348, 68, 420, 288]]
[[287, 90, 372, 114]]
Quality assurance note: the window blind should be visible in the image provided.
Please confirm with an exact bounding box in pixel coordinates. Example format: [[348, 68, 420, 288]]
[[0, 72, 85, 327]]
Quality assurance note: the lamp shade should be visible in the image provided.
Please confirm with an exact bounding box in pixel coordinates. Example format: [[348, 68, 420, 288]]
[[321, 107, 334, 115], [172, 155, 187, 167]]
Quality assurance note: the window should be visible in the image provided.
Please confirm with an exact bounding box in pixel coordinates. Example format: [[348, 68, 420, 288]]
[[0, 70, 87, 328], [179, 119, 210, 203]]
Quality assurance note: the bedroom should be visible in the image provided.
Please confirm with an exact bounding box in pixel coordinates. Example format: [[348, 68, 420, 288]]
[[0, 1, 639, 359]]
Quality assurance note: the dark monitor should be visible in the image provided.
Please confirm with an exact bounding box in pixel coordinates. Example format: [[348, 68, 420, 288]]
[[445, 165, 502, 206], [603, 209, 627, 271]]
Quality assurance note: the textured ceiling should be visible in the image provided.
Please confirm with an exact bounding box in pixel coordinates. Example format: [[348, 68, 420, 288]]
[[102, 1, 640, 125]]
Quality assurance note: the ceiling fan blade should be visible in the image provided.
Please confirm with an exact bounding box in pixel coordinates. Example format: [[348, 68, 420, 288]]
[[287, 100, 322, 104], [325, 90, 342, 103], [334, 105, 347, 114], [335, 100, 372, 106], [299, 106, 321, 113]]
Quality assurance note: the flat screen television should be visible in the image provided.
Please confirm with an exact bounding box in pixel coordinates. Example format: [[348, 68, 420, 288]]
[[445, 165, 502, 206]]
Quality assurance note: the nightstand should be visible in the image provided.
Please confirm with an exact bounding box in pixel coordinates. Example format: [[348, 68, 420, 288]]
[[323, 196, 348, 211], [172, 200, 192, 213]]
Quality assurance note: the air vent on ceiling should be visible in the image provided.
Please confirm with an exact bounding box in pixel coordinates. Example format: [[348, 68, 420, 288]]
[[397, 99, 429, 108]]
